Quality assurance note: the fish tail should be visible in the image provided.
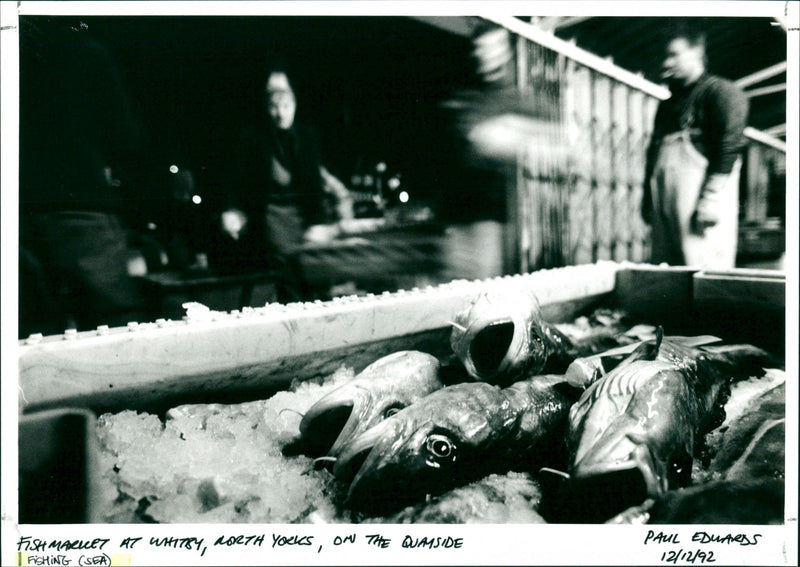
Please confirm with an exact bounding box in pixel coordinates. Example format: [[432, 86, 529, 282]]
[[702, 344, 772, 381]]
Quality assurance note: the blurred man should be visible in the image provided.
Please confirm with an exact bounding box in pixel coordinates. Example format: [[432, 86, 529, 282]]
[[643, 26, 748, 269], [19, 19, 148, 335]]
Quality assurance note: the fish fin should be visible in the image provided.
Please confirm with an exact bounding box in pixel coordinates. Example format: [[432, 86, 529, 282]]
[[671, 335, 722, 347], [312, 456, 338, 471], [448, 320, 468, 332], [654, 326, 664, 351]]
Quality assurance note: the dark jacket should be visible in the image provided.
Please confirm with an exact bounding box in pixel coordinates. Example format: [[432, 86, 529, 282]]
[[19, 21, 147, 215], [231, 119, 328, 228], [645, 73, 748, 182]]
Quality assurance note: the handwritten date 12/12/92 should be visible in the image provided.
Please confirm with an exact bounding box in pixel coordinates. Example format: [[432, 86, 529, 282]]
[[660, 549, 715, 564]]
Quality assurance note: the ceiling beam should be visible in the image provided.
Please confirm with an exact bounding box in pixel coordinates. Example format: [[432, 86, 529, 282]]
[[735, 61, 788, 89], [744, 127, 787, 153], [744, 83, 787, 99], [763, 124, 787, 137], [482, 14, 670, 100]]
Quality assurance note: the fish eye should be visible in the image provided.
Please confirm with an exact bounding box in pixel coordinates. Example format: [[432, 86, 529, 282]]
[[383, 403, 404, 419], [530, 332, 544, 348], [426, 434, 456, 460]]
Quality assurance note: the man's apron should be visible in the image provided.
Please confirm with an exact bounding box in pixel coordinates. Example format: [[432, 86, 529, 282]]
[[648, 129, 740, 269]]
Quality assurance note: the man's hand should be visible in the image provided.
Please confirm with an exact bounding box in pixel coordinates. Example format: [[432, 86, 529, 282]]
[[691, 207, 719, 234], [320, 166, 355, 221], [691, 173, 729, 234]]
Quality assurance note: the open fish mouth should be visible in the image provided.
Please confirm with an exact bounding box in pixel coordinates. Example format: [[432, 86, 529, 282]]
[[332, 440, 373, 486], [450, 290, 546, 383], [283, 351, 443, 460], [566, 467, 652, 523], [333, 419, 434, 512], [332, 418, 396, 484], [543, 441, 666, 523], [453, 315, 546, 383], [299, 400, 356, 458], [468, 319, 517, 378], [541, 460, 654, 523], [282, 388, 368, 459], [574, 436, 666, 495]]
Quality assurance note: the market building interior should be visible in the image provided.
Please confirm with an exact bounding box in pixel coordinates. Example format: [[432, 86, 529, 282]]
[[18, 14, 788, 334]]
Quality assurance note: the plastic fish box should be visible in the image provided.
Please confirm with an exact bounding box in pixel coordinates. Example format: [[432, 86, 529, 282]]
[[15, 261, 786, 523], [18, 408, 103, 523], [18, 261, 785, 416]]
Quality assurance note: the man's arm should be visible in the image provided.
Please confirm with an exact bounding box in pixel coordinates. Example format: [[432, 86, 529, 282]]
[[693, 79, 748, 232], [703, 78, 749, 176]]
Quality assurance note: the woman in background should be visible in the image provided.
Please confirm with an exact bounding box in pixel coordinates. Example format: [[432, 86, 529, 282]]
[[219, 65, 352, 300]]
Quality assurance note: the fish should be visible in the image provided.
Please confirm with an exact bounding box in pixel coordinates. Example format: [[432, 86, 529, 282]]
[[564, 335, 722, 389], [449, 290, 637, 385], [606, 479, 784, 525], [281, 351, 443, 459], [332, 373, 580, 514], [540, 332, 770, 523], [704, 379, 785, 483], [607, 371, 785, 525]]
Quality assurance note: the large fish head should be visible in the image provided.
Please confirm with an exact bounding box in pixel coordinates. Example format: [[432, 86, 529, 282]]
[[333, 383, 506, 513], [542, 425, 670, 523], [571, 418, 669, 500], [290, 351, 442, 458], [556, 361, 695, 521], [450, 290, 549, 383]]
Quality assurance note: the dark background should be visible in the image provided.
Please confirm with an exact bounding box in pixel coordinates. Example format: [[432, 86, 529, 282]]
[[20, 16, 475, 221], [18, 15, 786, 233]]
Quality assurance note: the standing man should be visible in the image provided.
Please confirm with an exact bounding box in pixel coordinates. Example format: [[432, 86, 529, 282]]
[[643, 26, 748, 269]]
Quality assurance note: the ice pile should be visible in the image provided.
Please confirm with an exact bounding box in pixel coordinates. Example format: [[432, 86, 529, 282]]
[[373, 472, 547, 524], [95, 367, 356, 523], [94, 362, 553, 524]]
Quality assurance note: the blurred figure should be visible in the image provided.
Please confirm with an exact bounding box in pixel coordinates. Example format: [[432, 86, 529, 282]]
[[19, 19, 148, 336], [643, 26, 748, 269], [447, 24, 562, 168], [437, 23, 563, 279], [220, 65, 352, 300]]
